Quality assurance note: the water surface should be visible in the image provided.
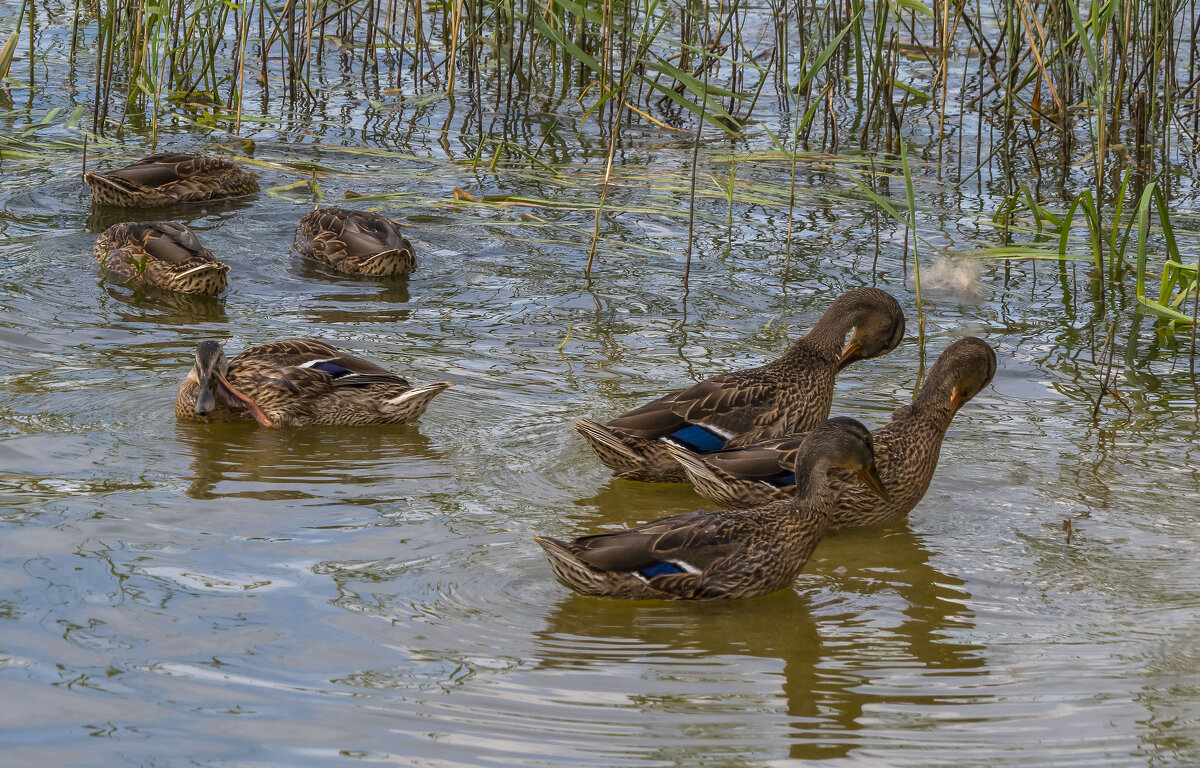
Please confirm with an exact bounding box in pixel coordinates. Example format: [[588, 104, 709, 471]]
[[2, 36, 1200, 768]]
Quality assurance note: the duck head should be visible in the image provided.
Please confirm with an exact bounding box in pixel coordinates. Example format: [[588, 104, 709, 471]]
[[924, 337, 997, 414], [814, 287, 906, 369], [795, 416, 890, 502], [190, 341, 276, 427]]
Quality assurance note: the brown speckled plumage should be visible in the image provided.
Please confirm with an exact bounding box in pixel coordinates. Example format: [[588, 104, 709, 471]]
[[175, 339, 452, 427], [576, 287, 905, 482], [536, 418, 889, 600], [93, 221, 229, 296], [294, 208, 415, 276], [86, 153, 259, 208], [671, 337, 997, 527]]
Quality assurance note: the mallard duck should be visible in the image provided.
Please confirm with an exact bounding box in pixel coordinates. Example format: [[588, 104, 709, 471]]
[[175, 339, 452, 427], [294, 208, 415, 276], [670, 337, 996, 526], [575, 287, 905, 482], [85, 153, 259, 207], [535, 417, 889, 600], [93, 221, 229, 296]]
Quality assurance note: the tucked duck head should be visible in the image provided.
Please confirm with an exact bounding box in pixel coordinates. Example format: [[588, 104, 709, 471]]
[[813, 287, 905, 369], [795, 416, 890, 502], [923, 337, 997, 413], [189, 341, 276, 426]]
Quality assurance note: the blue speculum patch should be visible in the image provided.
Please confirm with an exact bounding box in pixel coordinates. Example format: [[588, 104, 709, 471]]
[[312, 361, 352, 378], [668, 424, 727, 454], [770, 472, 795, 487], [640, 561, 684, 578]]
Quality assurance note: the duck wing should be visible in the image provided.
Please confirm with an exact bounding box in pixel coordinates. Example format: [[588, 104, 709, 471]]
[[572, 510, 741, 573], [703, 436, 804, 480], [607, 370, 785, 440], [104, 154, 206, 186], [340, 211, 407, 255], [297, 209, 406, 257], [137, 222, 210, 263], [304, 353, 412, 389], [231, 339, 412, 389]]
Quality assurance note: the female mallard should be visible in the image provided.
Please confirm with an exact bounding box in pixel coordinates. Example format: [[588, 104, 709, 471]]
[[670, 337, 996, 526], [535, 417, 889, 600], [294, 208, 415, 276], [93, 221, 229, 296], [575, 287, 905, 482], [85, 153, 259, 207], [175, 339, 452, 427]]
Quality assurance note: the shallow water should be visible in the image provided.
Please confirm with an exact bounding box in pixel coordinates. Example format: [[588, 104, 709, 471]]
[[3, 41, 1200, 768]]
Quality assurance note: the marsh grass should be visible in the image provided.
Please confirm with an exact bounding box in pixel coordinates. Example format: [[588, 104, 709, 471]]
[[2, 0, 1199, 345]]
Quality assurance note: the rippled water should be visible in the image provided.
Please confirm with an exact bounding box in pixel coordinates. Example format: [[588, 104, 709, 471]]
[[2, 104, 1200, 765]]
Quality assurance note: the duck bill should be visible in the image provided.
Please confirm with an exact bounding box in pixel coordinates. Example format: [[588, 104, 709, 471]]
[[836, 339, 861, 370], [950, 389, 964, 414], [214, 370, 277, 428], [855, 463, 891, 502], [194, 378, 217, 416]]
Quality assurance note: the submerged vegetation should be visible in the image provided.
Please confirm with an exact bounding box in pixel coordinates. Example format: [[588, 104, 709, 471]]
[[2, 0, 1199, 368]]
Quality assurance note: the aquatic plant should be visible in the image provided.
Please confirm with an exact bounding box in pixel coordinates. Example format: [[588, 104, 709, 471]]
[[1, 0, 1197, 352]]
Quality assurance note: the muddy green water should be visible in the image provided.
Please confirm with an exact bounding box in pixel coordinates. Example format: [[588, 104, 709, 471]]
[[2, 56, 1200, 768]]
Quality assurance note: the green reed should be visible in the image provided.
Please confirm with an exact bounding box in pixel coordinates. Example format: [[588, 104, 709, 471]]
[[2, 0, 1198, 336]]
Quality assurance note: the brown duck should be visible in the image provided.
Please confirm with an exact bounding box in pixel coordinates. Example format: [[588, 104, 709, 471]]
[[575, 287, 905, 482], [176, 339, 452, 427], [294, 208, 415, 276], [535, 417, 889, 600], [93, 221, 229, 296], [670, 337, 996, 526], [85, 153, 259, 207]]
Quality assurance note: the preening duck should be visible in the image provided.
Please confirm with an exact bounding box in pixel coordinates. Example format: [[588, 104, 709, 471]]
[[670, 337, 996, 526], [93, 221, 229, 296], [575, 287, 905, 482], [536, 417, 889, 600], [85, 153, 259, 207], [175, 339, 452, 427]]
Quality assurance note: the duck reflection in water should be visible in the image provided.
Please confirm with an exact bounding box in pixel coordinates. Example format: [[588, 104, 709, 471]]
[[84, 193, 260, 233], [175, 420, 449, 502], [291, 259, 413, 325], [101, 284, 230, 326], [530, 525, 983, 761], [295, 252, 411, 292]]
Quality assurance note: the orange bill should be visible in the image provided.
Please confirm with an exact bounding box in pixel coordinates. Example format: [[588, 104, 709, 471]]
[[854, 462, 891, 502], [950, 388, 964, 413], [836, 339, 861, 369]]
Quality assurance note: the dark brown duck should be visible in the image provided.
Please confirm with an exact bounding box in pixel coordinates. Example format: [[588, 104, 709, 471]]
[[93, 221, 229, 296], [85, 153, 259, 207], [575, 287, 905, 482], [176, 339, 452, 427], [536, 417, 889, 600], [294, 208, 415, 277], [670, 337, 997, 526]]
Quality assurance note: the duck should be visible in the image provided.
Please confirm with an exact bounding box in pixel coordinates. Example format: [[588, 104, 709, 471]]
[[175, 338, 452, 427], [669, 337, 996, 526], [294, 208, 415, 276], [535, 417, 889, 600], [85, 152, 259, 207], [93, 221, 229, 296], [575, 286, 905, 482]]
